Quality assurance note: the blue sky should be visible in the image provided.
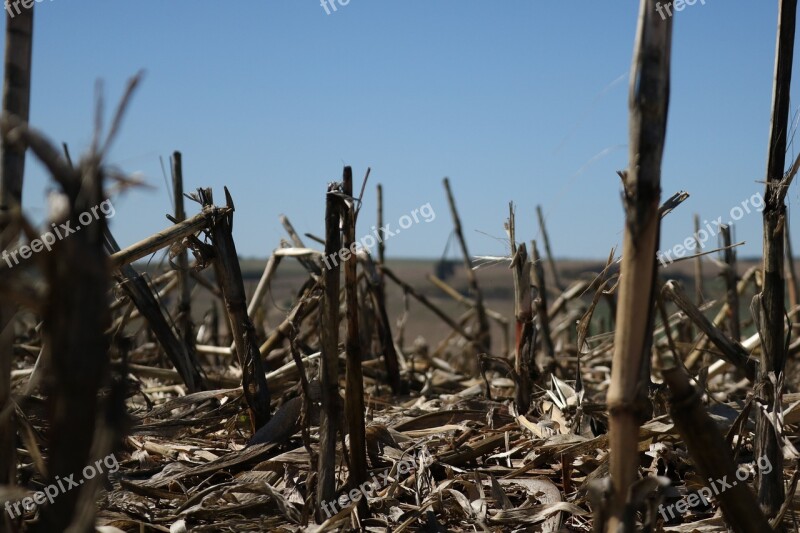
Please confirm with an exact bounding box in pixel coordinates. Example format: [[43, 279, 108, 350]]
[[5, 1, 798, 262]]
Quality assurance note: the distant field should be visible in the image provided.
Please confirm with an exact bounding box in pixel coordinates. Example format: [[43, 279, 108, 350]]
[[150, 255, 767, 358]]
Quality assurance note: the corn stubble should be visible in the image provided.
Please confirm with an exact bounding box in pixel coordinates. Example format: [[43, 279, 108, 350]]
[[2, 1, 800, 531]]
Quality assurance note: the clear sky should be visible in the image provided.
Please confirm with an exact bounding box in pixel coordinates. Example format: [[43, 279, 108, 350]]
[[5, 1, 799, 264]]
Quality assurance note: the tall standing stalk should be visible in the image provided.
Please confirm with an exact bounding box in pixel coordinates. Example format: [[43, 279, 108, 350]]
[[506, 204, 534, 413], [172, 151, 195, 356], [377, 184, 385, 266], [373, 182, 401, 392], [605, 1, 671, 530], [693, 214, 704, 305], [40, 159, 111, 532], [531, 240, 554, 361], [721, 225, 740, 341], [757, 0, 796, 519], [317, 182, 342, 521], [0, 3, 34, 488], [342, 167, 368, 496], [0, 6, 33, 214]]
